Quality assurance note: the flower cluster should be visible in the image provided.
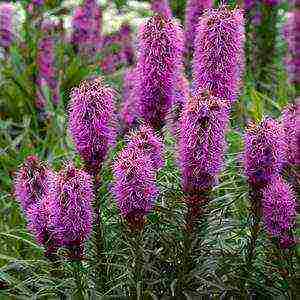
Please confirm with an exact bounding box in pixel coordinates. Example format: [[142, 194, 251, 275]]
[[68, 77, 116, 175], [193, 5, 245, 104], [244, 118, 286, 187], [0, 2, 15, 49], [151, 0, 172, 18], [100, 23, 135, 74], [262, 176, 296, 248], [184, 0, 213, 54], [136, 15, 184, 131], [113, 147, 158, 231], [179, 91, 230, 194]]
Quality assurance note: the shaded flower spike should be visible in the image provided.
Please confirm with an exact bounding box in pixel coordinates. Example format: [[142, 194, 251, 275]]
[[151, 0, 172, 18], [0, 3, 15, 50], [127, 124, 165, 171], [184, 0, 213, 54], [48, 163, 94, 259], [113, 147, 159, 231], [281, 104, 297, 166], [262, 176, 296, 249], [193, 5, 245, 104], [136, 14, 184, 131], [68, 77, 116, 175], [14, 156, 58, 256], [179, 91, 230, 194], [244, 118, 286, 187]]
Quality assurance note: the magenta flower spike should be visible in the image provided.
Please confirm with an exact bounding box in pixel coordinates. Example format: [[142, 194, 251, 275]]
[[113, 147, 158, 231], [244, 118, 286, 188], [179, 91, 230, 195], [281, 104, 297, 167], [68, 77, 116, 175], [193, 5, 245, 104], [127, 125, 165, 172], [262, 176, 296, 249], [184, 0, 213, 54], [136, 15, 184, 131], [48, 163, 94, 259], [0, 3, 15, 49], [151, 0, 172, 18]]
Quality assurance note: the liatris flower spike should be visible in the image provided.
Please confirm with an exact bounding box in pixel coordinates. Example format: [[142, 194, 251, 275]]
[[113, 147, 159, 232], [151, 0, 172, 18], [68, 77, 116, 175], [0, 3, 15, 50], [179, 90, 230, 195], [281, 104, 297, 167], [127, 124, 165, 172], [262, 176, 296, 249], [48, 163, 94, 260], [136, 15, 184, 131], [244, 118, 286, 188], [184, 0, 213, 54], [193, 5, 245, 104]]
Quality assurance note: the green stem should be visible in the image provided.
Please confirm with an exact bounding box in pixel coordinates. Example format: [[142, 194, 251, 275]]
[[73, 261, 85, 300]]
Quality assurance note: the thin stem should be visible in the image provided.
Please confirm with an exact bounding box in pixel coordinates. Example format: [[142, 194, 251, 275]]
[[73, 260, 85, 300]]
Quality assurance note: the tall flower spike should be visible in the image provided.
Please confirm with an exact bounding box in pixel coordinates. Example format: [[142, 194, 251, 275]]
[[193, 5, 245, 104], [262, 176, 296, 249], [184, 0, 213, 54], [136, 15, 184, 131], [69, 77, 116, 175], [179, 91, 230, 194], [151, 0, 172, 18], [244, 118, 286, 187], [48, 163, 94, 259], [0, 3, 15, 50], [127, 125, 165, 172], [113, 147, 159, 231], [281, 104, 297, 166]]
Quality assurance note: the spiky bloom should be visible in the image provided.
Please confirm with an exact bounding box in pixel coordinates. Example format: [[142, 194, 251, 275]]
[[120, 68, 139, 130], [244, 118, 286, 187], [113, 147, 158, 231], [184, 0, 213, 54], [68, 78, 116, 175], [193, 5, 245, 104], [0, 3, 14, 49], [48, 163, 94, 259], [127, 125, 165, 171], [37, 20, 59, 105], [167, 74, 189, 138], [119, 23, 135, 65], [179, 91, 230, 194], [262, 176, 296, 249], [31, 0, 44, 5], [136, 15, 184, 131], [71, 0, 102, 54], [151, 0, 172, 18], [281, 104, 297, 166]]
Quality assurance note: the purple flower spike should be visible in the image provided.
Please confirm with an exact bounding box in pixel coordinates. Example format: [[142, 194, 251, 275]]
[[136, 15, 184, 131], [68, 77, 116, 175], [127, 125, 165, 172], [113, 147, 159, 231], [179, 91, 230, 194], [244, 118, 286, 187], [184, 0, 213, 54], [281, 104, 297, 166], [193, 5, 245, 104], [262, 176, 296, 249], [262, 0, 281, 6], [151, 0, 172, 18], [0, 3, 15, 49], [48, 163, 94, 259]]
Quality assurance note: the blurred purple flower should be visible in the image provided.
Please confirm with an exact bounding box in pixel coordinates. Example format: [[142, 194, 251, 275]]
[[184, 0, 213, 54], [262, 176, 296, 249], [68, 77, 116, 175], [136, 15, 184, 131], [151, 0, 172, 18], [193, 5, 245, 104], [0, 3, 14, 49], [179, 90, 230, 194]]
